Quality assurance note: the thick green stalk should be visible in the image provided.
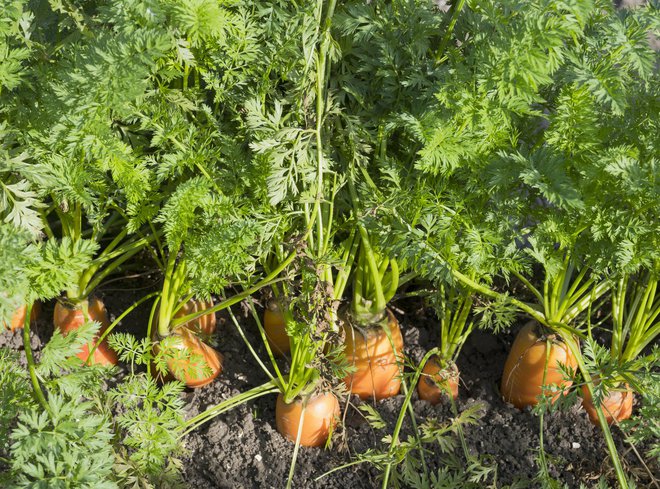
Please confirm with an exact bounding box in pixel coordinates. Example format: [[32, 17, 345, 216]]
[[556, 257, 574, 314], [563, 280, 610, 324], [357, 226, 387, 315], [611, 276, 626, 361], [448, 294, 474, 362], [543, 276, 551, 323], [353, 249, 367, 315], [334, 230, 359, 301], [322, 173, 338, 254], [158, 253, 180, 337], [438, 285, 451, 360], [622, 277, 659, 362], [383, 260, 399, 303], [561, 266, 588, 310]]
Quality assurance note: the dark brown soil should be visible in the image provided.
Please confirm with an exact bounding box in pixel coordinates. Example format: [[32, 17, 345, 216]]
[[173, 301, 652, 489], [2, 282, 656, 489]]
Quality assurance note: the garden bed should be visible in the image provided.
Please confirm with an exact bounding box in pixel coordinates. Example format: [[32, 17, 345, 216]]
[[3, 284, 654, 489]]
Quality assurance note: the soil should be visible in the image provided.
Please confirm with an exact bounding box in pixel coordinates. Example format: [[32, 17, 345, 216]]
[[2, 282, 656, 489]]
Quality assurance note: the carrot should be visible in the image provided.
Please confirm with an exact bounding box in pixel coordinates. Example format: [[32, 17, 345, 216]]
[[418, 356, 459, 404], [6, 302, 40, 332], [343, 310, 404, 400], [263, 300, 290, 356], [275, 391, 339, 447], [174, 297, 217, 336], [153, 326, 223, 388], [54, 298, 118, 366], [581, 381, 633, 425], [501, 322, 577, 409], [151, 300, 223, 389]]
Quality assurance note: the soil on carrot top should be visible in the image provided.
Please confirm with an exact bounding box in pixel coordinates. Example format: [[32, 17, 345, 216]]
[[2, 282, 656, 488]]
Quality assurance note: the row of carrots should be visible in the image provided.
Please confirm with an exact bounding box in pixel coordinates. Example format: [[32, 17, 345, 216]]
[[5, 292, 632, 449]]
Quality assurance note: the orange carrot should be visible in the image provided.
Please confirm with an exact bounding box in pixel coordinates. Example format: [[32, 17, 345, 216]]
[[54, 298, 118, 366], [275, 391, 339, 447], [343, 310, 403, 400], [501, 322, 577, 409]]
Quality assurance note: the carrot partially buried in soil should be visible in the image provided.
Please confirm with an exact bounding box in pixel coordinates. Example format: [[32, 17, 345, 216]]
[[151, 292, 224, 388], [263, 300, 290, 356], [152, 297, 223, 388], [153, 326, 223, 388], [416, 284, 476, 405], [343, 309, 404, 401], [418, 356, 459, 404], [5, 302, 40, 332], [501, 322, 577, 409], [275, 391, 340, 447], [54, 297, 118, 366], [581, 381, 633, 426]]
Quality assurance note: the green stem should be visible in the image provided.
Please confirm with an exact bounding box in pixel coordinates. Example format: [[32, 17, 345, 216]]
[[447, 294, 473, 361], [286, 396, 307, 489], [563, 280, 610, 323], [309, 0, 337, 254], [82, 239, 153, 298], [39, 208, 55, 240], [512, 269, 543, 304], [381, 348, 439, 488], [179, 381, 278, 436], [87, 292, 159, 361], [358, 226, 387, 314], [611, 276, 626, 362], [555, 257, 573, 315], [23, 304, 51, 416], [348, 160, 387, 316], [564, 337, 629, 489], [146, 296, 161, 378], [170, 250, 296, 328], [561, 266, 588, 311], [435, 0, 467, 63], [622, 277, 659, 362], [451, 269, 545, 324], [383, 260, 399, 303], [544, 274, 552, 321], [227, 305, 280, 385], [334, 230, 359, 301], [158, 253, 180, 337]]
